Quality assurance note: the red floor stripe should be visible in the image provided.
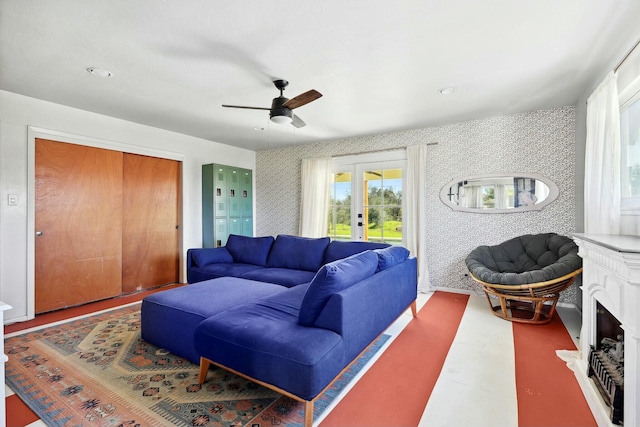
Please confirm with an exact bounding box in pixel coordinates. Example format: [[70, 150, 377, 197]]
[[320, 291, 469, 427], [513, 315, 596, 427], [6, 394, 40, 427]]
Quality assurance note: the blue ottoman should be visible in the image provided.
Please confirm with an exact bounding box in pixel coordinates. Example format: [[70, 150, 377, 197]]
[[141, 277, 287, 363]]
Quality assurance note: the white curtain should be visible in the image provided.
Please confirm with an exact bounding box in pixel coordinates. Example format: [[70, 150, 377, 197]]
[[299, 157, 331, 237], [585, 71, 621, 234], [406, 144, 431, 291]]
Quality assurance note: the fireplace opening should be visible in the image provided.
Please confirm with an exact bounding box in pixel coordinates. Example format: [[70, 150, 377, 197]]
[[588, 301, 624, 425], [596, 302, 624, 354]]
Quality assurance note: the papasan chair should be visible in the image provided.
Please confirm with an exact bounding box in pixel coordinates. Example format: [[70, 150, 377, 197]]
[[465, 233, 582, 324]]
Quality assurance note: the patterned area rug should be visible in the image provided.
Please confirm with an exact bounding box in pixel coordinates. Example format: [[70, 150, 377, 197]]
[[5, 303, 389, 427]]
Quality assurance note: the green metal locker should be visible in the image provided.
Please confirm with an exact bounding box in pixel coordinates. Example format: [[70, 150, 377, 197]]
[[241, 169, 253, 219], [202, 163, 253, 248], [215, 218, 228, 247], [202, 164, 215, 248], [214, 165, 228, 218], [242, 217, 253, 236], [228, 167, 242, 218]]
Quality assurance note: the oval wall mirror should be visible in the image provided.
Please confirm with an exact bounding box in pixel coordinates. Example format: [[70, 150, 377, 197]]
[[440, 173, 559, 213]]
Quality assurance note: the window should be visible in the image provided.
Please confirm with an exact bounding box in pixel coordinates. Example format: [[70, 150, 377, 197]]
[[620, 95, 640, 208], [621, 94, 640, 209]]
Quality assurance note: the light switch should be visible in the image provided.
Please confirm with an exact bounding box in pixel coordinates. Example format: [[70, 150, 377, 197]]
[[8, 194, 18, 206]]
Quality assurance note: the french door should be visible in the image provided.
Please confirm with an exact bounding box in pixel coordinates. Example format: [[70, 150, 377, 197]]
[[329, 158, 405, 244]]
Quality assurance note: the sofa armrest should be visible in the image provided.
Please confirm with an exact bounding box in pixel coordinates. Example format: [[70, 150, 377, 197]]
[[313, 257, 417, 360], [187, 247, 234, 269]]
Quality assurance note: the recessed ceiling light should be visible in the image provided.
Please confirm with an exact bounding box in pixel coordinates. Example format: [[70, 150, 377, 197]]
[[438, 87, 456, 95], [87, 67, 113, 78]]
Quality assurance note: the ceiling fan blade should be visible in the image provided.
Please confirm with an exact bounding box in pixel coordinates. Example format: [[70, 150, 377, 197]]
[[283, 89, 322, 110], [222, 104, 271, 110], [291, 114, 306, 128]]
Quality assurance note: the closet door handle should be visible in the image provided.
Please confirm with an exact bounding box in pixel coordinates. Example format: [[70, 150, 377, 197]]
[[36, 231, 43, 237]]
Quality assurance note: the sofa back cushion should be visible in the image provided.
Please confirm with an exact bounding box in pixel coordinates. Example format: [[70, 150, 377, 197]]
[[267, 235, 330, 272], [323, 240, 389, 264], [226, 234, 275, 266], [298, 250, 378, 326], [191, 247, 233, 267], [374, 246, 410, 271]]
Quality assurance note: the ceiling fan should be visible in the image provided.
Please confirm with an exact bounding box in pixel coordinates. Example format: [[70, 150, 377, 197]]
[[222, 79, 322, 128]]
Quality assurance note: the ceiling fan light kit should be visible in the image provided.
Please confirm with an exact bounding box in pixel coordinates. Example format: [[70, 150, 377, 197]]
[[223, 79, 322, 128], [270, 111, 292, 124]]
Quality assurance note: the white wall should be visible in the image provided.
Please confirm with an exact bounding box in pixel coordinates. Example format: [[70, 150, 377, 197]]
[[0, 90, 255, 323]]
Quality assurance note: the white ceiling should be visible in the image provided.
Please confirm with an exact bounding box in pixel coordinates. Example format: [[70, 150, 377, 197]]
[[2, 1, 640, 151]]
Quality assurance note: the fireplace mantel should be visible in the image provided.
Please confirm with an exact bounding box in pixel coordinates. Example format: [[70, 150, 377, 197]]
[[573, 234, 640, 427]]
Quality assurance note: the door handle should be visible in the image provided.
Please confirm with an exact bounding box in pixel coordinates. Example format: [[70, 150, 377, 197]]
[[36, 231, 43, 236]]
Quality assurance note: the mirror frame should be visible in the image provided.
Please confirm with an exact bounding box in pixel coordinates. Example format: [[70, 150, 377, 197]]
[[440, 173, 559, 213]]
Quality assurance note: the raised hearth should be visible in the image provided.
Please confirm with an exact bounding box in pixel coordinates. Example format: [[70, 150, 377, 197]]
[[573, 234, 640, 427]]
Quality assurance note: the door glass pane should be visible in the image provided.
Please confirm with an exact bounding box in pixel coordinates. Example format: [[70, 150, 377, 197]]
[[363, 168, 402, 244], [328, 171, 352, 241]]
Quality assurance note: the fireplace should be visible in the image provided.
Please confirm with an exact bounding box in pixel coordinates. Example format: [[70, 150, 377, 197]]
[[587, 302, 624, 424], [572, 234, 640, 427]]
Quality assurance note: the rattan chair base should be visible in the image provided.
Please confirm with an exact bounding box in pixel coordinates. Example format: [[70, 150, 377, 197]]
[[484, 291, 557, 324], [470, 269, 582, 325]]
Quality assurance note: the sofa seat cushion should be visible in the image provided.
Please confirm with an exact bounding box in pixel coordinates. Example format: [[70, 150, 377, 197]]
[[323, 240, 389, 264], [226, 234, 275, 266], [298, 250, 379, 326], [267, 234, 330, 272], [240, 267, 316, 288], [141, 278, 286, 364], [194, 284, 346, 401]]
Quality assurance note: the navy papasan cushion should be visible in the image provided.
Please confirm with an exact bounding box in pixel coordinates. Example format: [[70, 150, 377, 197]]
[[465, 233, 582, 286]]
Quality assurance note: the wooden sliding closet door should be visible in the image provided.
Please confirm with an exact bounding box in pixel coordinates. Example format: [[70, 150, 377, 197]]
[[35, 139, 123, 313], [122, 153, 180, 293]]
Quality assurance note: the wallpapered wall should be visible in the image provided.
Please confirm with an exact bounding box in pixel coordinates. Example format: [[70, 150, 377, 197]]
[[256, 106, 578, 303]]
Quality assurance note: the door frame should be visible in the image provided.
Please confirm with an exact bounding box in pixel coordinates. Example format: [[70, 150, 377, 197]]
[[26, 126, 184, 321], [331, 150, 407, 243]]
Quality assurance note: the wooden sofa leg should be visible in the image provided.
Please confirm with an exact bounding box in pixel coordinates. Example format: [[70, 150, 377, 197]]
[[198, 357, 211, 384], [410, 300, 417, 317], [303, 400, 314, 427]]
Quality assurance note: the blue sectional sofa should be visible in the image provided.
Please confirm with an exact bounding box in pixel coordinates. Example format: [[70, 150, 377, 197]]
[[141, 234, 418, 427]]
